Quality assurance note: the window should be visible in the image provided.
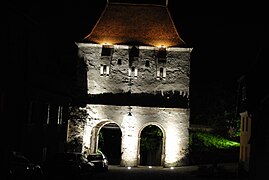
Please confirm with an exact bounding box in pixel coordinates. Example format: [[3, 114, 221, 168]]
[[101, 45, 113, 56], [157, 67, 166, 79], [134, 68, 138, 77], [145, 60, 150, 67], [57, 106, 63, 125], [117, 59, 122, 65], [100, 64, 109, 76], [160, 67, 163, 76], [128, 66, 138, 78]]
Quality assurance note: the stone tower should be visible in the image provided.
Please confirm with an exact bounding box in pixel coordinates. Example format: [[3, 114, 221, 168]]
[[74, 1, 192, 167]]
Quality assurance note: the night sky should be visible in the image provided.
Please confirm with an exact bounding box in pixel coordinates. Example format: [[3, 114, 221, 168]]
[[7, 0, 267, 124]]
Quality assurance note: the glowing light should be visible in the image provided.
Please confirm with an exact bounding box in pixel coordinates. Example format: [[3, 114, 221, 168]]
[[102, 42, 112, 45], [156, 44, 167, 48], [127, 166, 132, 169], [166, 129, 180, 164], [82, 122, 93, 149], [121, 114, 138, 166], [170, 167, 174, 170], [148, 166, 152, 168]]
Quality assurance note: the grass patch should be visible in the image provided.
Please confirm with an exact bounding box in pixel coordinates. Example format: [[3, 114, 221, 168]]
[[189, 130, 240, 164]]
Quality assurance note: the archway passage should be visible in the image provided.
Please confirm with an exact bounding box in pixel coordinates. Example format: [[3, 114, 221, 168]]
[[140, 125, 163, 166], [98, 123, 122, 165]]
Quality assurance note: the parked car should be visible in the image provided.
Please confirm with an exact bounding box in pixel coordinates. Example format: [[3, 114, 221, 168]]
[[4, 150, 44, 180], [87, 152, 108, 172], [42, 152, 95, 179]]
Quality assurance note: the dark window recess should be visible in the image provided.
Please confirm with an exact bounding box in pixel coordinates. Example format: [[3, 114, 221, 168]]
[[145, 60, 150, 67], [129, 46, 139, 57], [158, 48, 166, 58], [160, 67, 164, 74], [117, 59, 122, 65], [103, 65, 107, 73], [101, 45, 112, 56], [131, 66, 135, 72]]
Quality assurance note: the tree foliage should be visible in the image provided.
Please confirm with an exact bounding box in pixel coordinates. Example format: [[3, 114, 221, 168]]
[[140, 125, 163, 151], [68, 106, 88, 124], [66, 106, 89, 152]]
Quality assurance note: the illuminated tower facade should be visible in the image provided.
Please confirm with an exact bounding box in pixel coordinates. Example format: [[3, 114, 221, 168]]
[[73, 1, 192, 167]]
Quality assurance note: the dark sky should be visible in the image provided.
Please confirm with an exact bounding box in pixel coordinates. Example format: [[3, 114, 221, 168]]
[[7, 0, 267, 123]]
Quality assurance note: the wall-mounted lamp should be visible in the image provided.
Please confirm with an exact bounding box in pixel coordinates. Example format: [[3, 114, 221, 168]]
[[128, 106, 132, 116], [128, 112, 132, 116]]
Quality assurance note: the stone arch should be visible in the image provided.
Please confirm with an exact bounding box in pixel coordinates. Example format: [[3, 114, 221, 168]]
[[138, 122, 166, 166], [88, 119, 122, 165]]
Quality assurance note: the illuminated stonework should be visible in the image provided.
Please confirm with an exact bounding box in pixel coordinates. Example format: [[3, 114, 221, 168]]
[[79, 105, 189, 167], [72, 43, 192, 167], [72, 1, 192, 167]]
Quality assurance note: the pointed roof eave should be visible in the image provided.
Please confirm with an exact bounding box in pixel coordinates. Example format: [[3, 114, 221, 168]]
[[82, 3, 109, 43], [165, 7, 187, 47]]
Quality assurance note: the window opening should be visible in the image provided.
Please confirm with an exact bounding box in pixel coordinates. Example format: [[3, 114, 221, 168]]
[[101, 45, 112, 56], [100, 64, 109, 76], [117, 59, 122, 65], [57, 106, 63, 125], [145, 60, 150, 67]]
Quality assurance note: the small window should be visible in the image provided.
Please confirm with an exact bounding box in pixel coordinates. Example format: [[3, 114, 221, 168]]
[[128, 67, 138, 77], [100, 64, 109, 76], [101, 45, 112, 56], [160, 67, 163, 74], [145, 60, 150, 67], [104, 65, 107, 73], [100, 64, 103, 75], [159, 67, 166, 79], [117, 59, 122, 65], [57, 106, 63, 125]]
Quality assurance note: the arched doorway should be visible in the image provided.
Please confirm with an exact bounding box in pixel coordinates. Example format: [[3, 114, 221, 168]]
[[98, 123, 122, 165], [139, 125, 163, 166]]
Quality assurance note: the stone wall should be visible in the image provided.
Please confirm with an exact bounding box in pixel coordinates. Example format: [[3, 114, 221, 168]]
[[77, 44, 191, 96], [73, 43, 192, 167], [82, 104, 190, 167]]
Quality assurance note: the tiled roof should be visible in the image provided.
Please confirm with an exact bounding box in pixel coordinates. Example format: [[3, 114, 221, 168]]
[[82, 3, 186, 47]]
